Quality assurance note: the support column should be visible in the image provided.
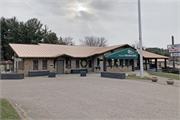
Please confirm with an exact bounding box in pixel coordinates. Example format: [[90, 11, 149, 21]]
[[155, 59, 157, 72], [164, 59, 167, 68], [145, 59, 147, 70], [104, 56, 106, 71], [132, 59, 135, 71], [16, 61, 17, 73]]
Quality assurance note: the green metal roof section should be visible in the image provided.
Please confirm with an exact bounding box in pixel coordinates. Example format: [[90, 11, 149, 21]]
[[105, 48, 138, 59]]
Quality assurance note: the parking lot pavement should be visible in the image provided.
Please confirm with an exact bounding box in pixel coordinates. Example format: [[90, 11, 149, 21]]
[[0, 74, 180, 120]]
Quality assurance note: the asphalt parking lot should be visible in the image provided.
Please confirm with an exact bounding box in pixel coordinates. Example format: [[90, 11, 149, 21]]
[[0, 73, 180, 120]]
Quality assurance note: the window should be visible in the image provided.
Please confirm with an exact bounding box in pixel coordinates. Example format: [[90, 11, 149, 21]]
[[125, 59, 129, 67], [97, 58, 100, 66], [89, 60, 92, 68], [106, 60, 109, 66], [117, 59, 120, 66], [43, 60, 47, 70], [108, 59, 112, 67], [33, 60, 38, 70], [66, 60, 71, 68], [112, 59, 114, 66], [123, 60, 125, 66], [114, 59, 118, 66], [120, 59, 123, 66], [129, 60, 133, 65], [76, 60, 79, 68]]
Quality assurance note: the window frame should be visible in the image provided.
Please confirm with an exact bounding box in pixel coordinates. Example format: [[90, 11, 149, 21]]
[[125, 59, 129, 67], [108, 59, 112, 67], [129, 59, 133, 66], [111, 59, 114, 66], [33, 60, 38, 70], [97, 58, 100, 66], [66, 60, 71, 69], [89, 60, 92, 68], [42, 60, 47, 70], [76, 60, 79, 68], [114, 59, 118, 66]]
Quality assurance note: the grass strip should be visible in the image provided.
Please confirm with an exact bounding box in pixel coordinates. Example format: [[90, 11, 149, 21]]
[[0, 98, 21, 120], [126, 76, 151, 80], [147, 71, 180, 80]]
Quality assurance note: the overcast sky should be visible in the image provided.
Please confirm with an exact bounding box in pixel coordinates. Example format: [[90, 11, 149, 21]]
[[1, 0, 179, 49]]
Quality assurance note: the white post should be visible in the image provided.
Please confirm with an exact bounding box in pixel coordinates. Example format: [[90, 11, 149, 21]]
[[138, 0, 144, 77]]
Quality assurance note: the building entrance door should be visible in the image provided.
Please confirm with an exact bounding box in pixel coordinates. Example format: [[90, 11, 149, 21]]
[[57, 60, 64, 74]]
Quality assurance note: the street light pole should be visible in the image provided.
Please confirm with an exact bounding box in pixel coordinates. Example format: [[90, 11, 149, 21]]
[[138, 0, 144, 77]]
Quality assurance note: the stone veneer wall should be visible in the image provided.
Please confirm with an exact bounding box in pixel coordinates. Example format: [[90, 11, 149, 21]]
[[16, 59, 56, 76], [106, 60, 137, 73], [60, 58, 94, 73], [106, 65, 132, 73], [16, 58, 94, 76]]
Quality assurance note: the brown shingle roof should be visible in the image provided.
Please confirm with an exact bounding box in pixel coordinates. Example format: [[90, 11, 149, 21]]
[[136, 49, 169, 59], [9, 43, 127, 58]]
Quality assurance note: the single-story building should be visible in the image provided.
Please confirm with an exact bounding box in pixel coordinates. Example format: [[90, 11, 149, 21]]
[[136, 49, 169, 71], [9, 43, 139, 76], [151, 59, 165, 68]]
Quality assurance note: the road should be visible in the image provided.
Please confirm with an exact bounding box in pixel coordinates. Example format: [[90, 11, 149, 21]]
[[1, 74, 180, 120]]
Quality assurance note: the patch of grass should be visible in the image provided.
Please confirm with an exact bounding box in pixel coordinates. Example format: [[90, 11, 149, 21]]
[[0, 98, 21, 120], [147, 71, 180, 80], [126, 76, 151, 80]]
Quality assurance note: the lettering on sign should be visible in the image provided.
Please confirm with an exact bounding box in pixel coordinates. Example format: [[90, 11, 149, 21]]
[[171, 53, 180, 57], [167, 44, 180, 53], [169, 49, 180, 52]]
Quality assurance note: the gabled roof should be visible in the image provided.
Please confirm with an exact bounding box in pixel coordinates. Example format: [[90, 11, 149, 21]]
[[136, 49, 169, 59], [9, 43, 132, 58]]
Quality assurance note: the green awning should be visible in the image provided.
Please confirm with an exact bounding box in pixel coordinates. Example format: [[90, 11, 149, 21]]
[[105, 48, 138, 59]]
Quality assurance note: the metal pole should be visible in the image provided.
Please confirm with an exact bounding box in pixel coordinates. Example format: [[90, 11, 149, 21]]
[[138, 0, 144, 77], [172, 36, 175, 68]]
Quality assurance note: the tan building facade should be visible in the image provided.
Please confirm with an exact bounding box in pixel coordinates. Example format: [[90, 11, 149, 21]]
[[10, 43, 139, 76]]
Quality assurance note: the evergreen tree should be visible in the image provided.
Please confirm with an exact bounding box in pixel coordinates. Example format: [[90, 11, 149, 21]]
[[1, 16, 59, 60], [24, 18, 44, 44], [43, 32, 58, 44], [1, 17, 9, 60]]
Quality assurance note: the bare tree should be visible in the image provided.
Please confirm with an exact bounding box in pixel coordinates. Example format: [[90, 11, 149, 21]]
[[58, 36, 75, 45], [79, 36, 108, 47], [131, 40, 145, 50]]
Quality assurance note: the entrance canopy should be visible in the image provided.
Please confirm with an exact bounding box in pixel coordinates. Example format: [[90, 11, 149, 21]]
[[105, 48, 138, 59]]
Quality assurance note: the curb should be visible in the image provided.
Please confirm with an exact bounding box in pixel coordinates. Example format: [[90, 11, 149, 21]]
[[9, 100, 28, 120]]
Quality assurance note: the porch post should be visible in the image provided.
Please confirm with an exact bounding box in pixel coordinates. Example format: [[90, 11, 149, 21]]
[[145, 59, 147, 70], [155, 58, 157, 72], [16, 61, 17, 73], [132, 59, 135, 71], [104, 56, 107, 71], [164, 59, 167, 68]]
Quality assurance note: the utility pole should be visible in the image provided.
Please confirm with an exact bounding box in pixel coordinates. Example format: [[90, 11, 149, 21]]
[[138, 0, 144, 77], [172, 36, 175, 68]]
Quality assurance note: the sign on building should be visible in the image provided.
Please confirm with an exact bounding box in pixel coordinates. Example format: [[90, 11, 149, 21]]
[[167, 44, 180, 53], [171, 53, 180, 57]]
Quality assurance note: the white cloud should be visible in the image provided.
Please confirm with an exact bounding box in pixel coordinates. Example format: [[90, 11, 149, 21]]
[[1, 0, 179, 48]]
